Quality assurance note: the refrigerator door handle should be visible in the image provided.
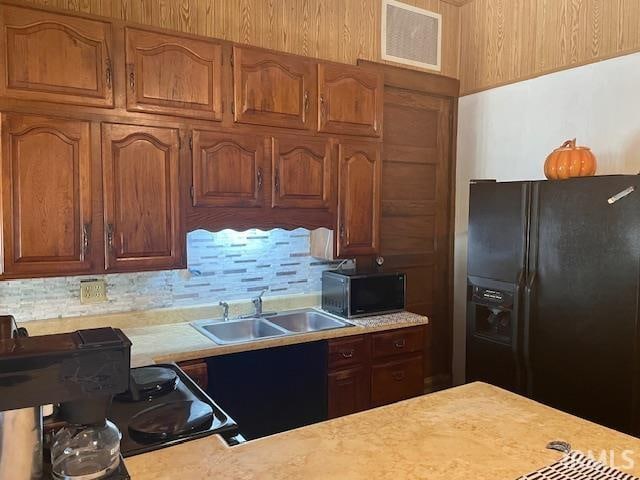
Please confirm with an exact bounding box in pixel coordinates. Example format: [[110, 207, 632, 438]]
[[523, 270, 537, 396], [514, 269, 526, 392]]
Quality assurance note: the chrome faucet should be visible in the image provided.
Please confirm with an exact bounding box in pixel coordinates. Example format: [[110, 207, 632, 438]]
[[251, 289, 268, 317], [219, 301, 230, 321]]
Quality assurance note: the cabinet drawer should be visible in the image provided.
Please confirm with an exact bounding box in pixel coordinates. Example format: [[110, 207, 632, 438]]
[[327, 365, 370, 419], [328, 335, 369, 369], [178, 360, 208, 391], [371, 326, 424, 359], [371, 354, 423, 407]]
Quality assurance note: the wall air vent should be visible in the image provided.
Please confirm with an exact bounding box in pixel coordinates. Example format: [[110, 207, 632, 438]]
[[381, 0, 442, 71]]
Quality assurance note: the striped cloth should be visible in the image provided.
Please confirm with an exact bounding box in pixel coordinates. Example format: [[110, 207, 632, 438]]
[[518, 451, 639, 480]]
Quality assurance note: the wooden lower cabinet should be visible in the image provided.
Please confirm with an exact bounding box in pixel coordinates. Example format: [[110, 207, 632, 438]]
[[371, 326, 425, 359], [177, 359, 209, 391], [328, 365, 370, 419], [371, 354, 424, 407], [327, 325, 427, 418]]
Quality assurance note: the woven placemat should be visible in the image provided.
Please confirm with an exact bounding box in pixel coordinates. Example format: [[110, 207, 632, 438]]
[[518, 450, 638, 480]]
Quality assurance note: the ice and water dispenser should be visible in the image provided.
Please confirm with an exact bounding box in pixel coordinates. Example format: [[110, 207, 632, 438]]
[[466, 279, 523, 393]]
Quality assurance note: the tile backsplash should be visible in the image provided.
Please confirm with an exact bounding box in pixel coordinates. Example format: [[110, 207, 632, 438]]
[[1, 228, 342, 323]]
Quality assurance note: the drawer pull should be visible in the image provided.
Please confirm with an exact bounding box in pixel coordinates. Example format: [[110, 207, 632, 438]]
[[341, 349, 354, 359], [394, 339, 406, 349], [391, 370, 406, 381]]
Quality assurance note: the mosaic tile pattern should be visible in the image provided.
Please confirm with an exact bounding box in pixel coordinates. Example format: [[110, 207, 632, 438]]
[[0, 228, 342, 323]]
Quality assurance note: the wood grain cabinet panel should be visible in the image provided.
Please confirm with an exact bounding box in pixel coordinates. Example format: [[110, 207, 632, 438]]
[[1, 114, 95, 276], [328, 335, 369, 370], [337, 142, 381, 257], [191, 130, 266, 208], [233, 47, 315, 130], [0, 4, 114, 108], [371, 326, 425, 360], [371, 354, 424, 407], [271, 136, 332, 210], [318, 63, 382, 137], [328, 365, 370, 419], [102, 123, 182, 272], [126, 28, 223, 120], [178, 360, 208, 391]]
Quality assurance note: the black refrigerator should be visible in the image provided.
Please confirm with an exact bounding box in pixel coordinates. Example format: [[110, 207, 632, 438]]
[[466, 175, 640, 435]]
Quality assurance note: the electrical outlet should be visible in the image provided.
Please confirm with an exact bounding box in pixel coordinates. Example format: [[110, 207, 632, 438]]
[[80, 279, 107, 304]]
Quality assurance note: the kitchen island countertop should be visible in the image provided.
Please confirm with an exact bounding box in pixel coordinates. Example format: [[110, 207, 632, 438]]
[[125, 382, 640, 479]]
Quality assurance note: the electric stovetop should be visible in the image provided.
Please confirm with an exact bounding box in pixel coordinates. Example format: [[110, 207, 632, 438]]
[[108, 363, 238, 457]]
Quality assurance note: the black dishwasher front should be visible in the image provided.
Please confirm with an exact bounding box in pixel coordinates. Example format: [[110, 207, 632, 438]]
[[206, 341, 328, 440]]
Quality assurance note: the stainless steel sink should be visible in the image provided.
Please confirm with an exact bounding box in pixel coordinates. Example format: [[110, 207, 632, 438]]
[[191, 309, 354, 345], [268, 310, 351, 333], [192, 318, 288, 345]]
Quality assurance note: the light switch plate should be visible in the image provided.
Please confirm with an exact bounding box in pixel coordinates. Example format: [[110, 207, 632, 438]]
[[80, 279, 107, 304]]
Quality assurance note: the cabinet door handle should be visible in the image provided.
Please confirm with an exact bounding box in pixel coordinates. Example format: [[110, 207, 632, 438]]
[[303, 90, 310, 113], [274, 168, 280, 193], [394, 339, 406, 349], [341, 349, 354, 359], [256, 167, 263, 191], [127, 64, 135, 89], [391, 370, 406, 382], [106, 223, 115, 251], [81, 224, 90, 257], [339, 223, 345, 240], [105, 60, 112, 89], [319, 93, 326, 119]]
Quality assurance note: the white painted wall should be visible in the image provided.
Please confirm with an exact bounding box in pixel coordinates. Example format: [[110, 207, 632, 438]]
[[453, 51, 640, 384]]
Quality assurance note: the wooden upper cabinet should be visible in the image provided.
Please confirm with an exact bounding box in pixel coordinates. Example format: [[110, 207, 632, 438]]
[[318, 64, 383, 137], [126, 28, 223, 120], [337, 142, 381, 257], [1, 114, 95, 276], [0, 4, 114, 108], [271, 136, 332, 210], [233, 47, 315, 130], [102, 123, 182, 272], [192, 130, 266, 208]]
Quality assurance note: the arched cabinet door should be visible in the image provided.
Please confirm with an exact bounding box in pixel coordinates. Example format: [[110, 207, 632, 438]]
[[102, 124, 182, 272], [233, 47, 315, 130], [0, 4, 114, 108], [318, 63, 383, 137], [191, 130, 267, 208], [1, 114, 95, 276], [271, 136, 333, 210], [126, 28, 223, 120], [337, 142, 381, 257]]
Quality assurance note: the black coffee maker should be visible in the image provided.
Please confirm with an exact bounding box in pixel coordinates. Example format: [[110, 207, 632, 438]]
[[0, 316, 131, 480]]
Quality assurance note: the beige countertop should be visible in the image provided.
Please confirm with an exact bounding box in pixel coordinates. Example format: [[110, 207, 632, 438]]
[[20, 297, 428, 366], [124, 382, 640, 479], [123, 310, 428, 366]]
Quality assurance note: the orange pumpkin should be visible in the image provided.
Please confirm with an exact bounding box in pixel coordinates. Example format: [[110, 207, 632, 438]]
[[544, 139, 597, 180]]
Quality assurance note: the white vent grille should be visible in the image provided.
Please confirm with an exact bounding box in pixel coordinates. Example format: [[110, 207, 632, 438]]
[[381, 0, 442, 71]]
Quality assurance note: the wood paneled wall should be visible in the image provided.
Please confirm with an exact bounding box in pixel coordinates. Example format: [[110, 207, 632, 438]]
[[459, 0, 640, 95], [23, 0, 461, 79]]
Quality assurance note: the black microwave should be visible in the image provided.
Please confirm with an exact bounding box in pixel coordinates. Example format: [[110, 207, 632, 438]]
[[321, 270, 406, 318]]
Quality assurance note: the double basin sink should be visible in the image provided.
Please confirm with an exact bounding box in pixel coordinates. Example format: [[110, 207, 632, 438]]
[[191, 309, 354, 345]]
